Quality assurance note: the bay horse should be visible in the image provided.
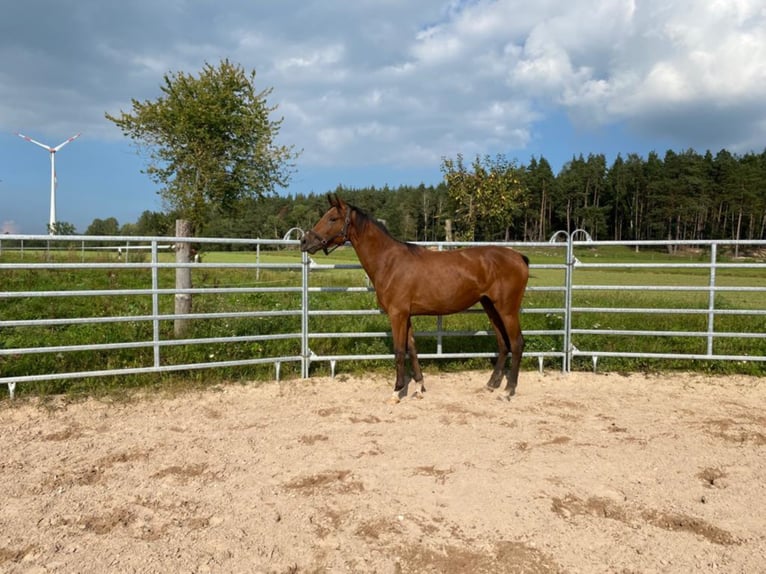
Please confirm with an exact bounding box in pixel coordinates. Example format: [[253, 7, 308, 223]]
[[300, 195, 529, 403]]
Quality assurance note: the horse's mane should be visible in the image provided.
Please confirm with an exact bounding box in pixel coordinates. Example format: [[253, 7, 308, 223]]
[[350, 204, 422, 253]]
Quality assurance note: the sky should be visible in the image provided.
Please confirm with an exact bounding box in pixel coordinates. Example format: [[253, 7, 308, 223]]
[[1, 0, 765, 235]]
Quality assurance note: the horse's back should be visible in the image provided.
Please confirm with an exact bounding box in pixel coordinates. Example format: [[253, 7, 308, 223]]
[[477, 245, 529, 290], [456, 245, 528, 279], [413, 244, 528, 281]]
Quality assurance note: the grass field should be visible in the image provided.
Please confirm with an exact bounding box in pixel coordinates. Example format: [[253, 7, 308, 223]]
[[1, 242, 764, 397]]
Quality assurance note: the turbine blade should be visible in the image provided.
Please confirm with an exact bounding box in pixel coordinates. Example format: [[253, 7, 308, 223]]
[[16, 132, 53, 151], [53, 133, 81, 151]]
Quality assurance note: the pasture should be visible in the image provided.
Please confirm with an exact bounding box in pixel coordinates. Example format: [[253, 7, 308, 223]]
[[2, 370, 765, 572]]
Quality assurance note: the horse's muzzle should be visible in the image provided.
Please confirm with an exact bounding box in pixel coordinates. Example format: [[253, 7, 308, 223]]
[[300, 231, 324, 254]]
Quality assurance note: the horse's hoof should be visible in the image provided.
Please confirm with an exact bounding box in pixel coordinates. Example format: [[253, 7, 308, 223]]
[[497, 393, 512, 402], [485, 385, 496, 393], [388, 395, 401, 405], [412, 391, 424, 400]]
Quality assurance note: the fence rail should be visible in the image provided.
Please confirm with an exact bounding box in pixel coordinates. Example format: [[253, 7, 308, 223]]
[[1, 234, 764, 398]]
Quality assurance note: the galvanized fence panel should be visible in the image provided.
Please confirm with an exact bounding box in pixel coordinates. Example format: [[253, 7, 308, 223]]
[[0, 235, 306, 399], [1, 234, 764, 398], [565, 238, 766, 371]]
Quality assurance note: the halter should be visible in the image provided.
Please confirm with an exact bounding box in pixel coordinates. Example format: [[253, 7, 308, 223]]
[[319, 207, 352, 255]]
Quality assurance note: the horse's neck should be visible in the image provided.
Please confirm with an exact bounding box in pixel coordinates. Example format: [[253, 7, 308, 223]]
[[348, 216, 400, 284]]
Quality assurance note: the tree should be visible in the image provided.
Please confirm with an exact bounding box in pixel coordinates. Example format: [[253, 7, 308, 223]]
[[441, 153, 527, 241], [47, 221, 76, 235], [606, 155, 628, 241], [641, 151, 666, 242], [661, 149, 711, 243], [554, 155, 585, 234], [106, 59, 299, 231], [85, 217, 120, 236], [523, 156, 556, 241], [622, 153, 647, 242], [129, 210, 174, 236]]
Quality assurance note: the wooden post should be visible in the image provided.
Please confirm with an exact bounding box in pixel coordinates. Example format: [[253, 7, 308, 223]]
[[174, 219, 192, 338]]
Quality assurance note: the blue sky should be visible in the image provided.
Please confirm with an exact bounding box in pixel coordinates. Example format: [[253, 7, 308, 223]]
[[1, 0, 764, 234]]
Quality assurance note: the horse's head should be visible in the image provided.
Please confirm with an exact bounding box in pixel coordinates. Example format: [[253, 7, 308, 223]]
[[300, 194, 352, 255]]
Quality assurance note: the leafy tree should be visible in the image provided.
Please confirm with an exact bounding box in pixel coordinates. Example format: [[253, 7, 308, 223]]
[[126, 210, 174, 236], [85, 217, 120, 236], [106, 59, 299, 231], [441, 153, 527, 240], [47, 221, 76, 235]]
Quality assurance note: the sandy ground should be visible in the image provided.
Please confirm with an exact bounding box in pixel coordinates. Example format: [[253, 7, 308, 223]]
[[1, 369, 765, 574]]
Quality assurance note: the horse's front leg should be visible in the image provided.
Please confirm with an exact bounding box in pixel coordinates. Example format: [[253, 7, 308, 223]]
[[389, 313, 409, 404], [407, 318, 426, 399]]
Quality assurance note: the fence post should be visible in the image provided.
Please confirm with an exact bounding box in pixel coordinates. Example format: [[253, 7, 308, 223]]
[[301, 249, 310, 378], [436, 243, 444, 356], [174, 220, 193, 337], [707, 243, 717, 356], [563, 233, 575, 373], [151, 241, 161, 368]]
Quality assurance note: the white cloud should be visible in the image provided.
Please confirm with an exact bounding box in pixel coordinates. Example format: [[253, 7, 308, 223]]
[[2, 0, 764, 174], [413, 27, 465, 65], [614, 1, 765, 108], [274, 44, 346, 74]]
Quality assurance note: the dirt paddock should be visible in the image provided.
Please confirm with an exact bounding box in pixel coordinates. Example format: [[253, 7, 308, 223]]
[[1, 370, 765, 573]]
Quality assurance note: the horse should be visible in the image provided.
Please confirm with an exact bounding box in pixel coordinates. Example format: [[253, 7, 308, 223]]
[[300, 194, 529, 403]]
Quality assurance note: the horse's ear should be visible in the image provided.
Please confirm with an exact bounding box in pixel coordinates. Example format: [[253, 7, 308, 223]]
[[328, 193, 344, 209]]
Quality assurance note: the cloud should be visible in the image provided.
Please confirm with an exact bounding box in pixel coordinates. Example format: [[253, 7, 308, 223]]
[[1, 0, 764, 173], [508, 0, 766, 151]]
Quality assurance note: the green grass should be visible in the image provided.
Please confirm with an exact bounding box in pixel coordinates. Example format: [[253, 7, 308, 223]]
[[1, 244, 765, 398]]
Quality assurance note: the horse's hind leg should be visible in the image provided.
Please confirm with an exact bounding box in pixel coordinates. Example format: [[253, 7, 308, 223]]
[[501, 312, 524, 400], [407, 319, 426, 398], [389, 312, 410, 403], [481, 297, 509, 390]]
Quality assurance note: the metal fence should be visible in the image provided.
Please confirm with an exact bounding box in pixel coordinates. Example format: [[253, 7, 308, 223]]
[[1, 234, 764, 398], [560, 237, 766, 371]]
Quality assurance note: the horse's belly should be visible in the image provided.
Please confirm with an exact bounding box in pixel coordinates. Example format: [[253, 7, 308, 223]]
[[409, 285, 481, 315], [377, 267, 485, 316]]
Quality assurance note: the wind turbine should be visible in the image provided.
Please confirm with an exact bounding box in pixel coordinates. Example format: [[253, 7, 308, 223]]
[[16, 131, 81, 234]]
